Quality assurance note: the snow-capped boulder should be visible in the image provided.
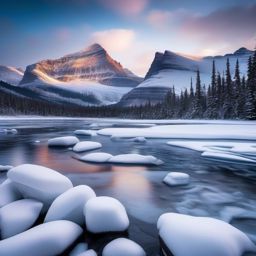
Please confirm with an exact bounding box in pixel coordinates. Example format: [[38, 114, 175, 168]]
[[131, 137, 147, 143], [102, 238, 146, 256], [0, 199, 43, 239], [45, 185, 96, 225], [84, 196, 129, 233], [74, 130, 97, 136], [79, 249, 97, 256], [80, 152, 113, 163], [109, 154, 163, 165], [48, 136, 79, 147], [0, 165, 13, 172], [69, 243, 88, 256], [0, 220, 83, 256], [7, 164, 73, 208], [73, 141, 102, 153], [163, 172, 190, 186], [157, 212, 256, 256], [0, 179, 22, 208]]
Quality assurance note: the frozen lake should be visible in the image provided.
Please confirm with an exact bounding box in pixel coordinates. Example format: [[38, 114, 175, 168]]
[[0, 118, 256, 255]]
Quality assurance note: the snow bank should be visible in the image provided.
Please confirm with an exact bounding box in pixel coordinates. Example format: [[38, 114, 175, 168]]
[[0, 199, 43, 239], [109, 154, 163, 165], [84, 196, 129, 233], [98, 124, 256, 140], [69, 243, 88, 256], [157, 213, 256, 256], [0, 165, 13, 172], [73, 141, 102, 153], [102, 238, 146, 256], [163, 172, 190, 186], [79, 249, 97, 256], [74, 130, 97, 136], [45, 185, 96, 225], [7, 164, 73, 208], [201, 151, 256, 164], [48, 136, 79, 147], [0, 179, 22, 207], [80, 152, 113, 163], [0, 220, 83, 256]]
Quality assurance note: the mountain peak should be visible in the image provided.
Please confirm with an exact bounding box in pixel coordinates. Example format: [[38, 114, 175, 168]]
[[84, 43, 105, 53], [233, 47, 252, 55]]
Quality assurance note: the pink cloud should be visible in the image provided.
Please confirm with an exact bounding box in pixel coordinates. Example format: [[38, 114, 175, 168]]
[[147, 10, 171, 29], [100, 0, 148, 15]]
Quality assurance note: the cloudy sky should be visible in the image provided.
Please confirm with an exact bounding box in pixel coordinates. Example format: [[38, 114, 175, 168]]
[[1, 0, 256, 76]]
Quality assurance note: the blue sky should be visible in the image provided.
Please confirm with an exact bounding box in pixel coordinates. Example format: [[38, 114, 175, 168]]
[[0, 0, 256, 75]]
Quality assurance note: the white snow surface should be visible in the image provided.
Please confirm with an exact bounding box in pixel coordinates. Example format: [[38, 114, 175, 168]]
[[69, 243, 88, 256], [80, 152, 113, 163], [45, 185, 96, 225], [163, 172, 190, 186], [73, 141, 102, 153], [109, 154, 163, 165], [0, 165, 13, 172], [48, 136, 79, 147], [98, 124, 256, 140], [0, 199, 43, 239], [157, 213, 256, 256], [79, 249, 97, 256], [74, 130, 97, 136], [84, 196, 129, 233], [0, 220, 83, 256], [102, 238, 146, 256], [7, 164, 73, 208], [0, 65, 23, 85], [0, 179, 22, 207]]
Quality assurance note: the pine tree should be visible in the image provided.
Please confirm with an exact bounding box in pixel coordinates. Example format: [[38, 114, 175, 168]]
[[192, 70, 203, 118]]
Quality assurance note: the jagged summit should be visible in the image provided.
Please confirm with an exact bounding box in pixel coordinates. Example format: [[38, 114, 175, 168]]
[[233, 47, 253, 55]]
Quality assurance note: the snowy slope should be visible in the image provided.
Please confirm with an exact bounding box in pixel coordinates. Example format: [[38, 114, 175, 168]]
[[0, 65, 24, 85], [119, 47, 253, 106]]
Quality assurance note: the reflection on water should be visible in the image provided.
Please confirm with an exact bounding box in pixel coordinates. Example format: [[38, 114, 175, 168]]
[[0, 119, 256, 255]]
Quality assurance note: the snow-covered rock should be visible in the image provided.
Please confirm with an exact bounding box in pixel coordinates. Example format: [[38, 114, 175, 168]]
[[0, 165, 13, 172], [0, 220, 83, 256], [48, 136, 79, 147], [131, 137, 147, 143], [79, 249, 97, 256], [157, 212, 256, 256], [45, 185, 96, 225], [7, 164, 73, 208], [0, 179, 22, 208], [0, 199, 43, 239], [69, 243, 88, 256], [102, 238, 146, 256], [73, 141, 102, 153], [201, 151, 256, 164], [163, 172, 190, 186], [84, 196, 129, 233], [74, 130, 97, 136], [80, 152, 113, 163], [109, 154, 163, 165]]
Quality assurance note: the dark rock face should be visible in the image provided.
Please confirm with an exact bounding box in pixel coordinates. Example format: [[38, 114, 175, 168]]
[[20, 43, 142, 87]]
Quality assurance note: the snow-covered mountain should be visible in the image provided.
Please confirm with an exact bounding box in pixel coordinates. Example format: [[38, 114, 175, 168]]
[[119, 47, 253, 107], [19, 44, 142, 105], [0, 65, 24, 85]]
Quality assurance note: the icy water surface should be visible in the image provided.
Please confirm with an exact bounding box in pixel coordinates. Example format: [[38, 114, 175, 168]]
[[0, 118, 256, 255]]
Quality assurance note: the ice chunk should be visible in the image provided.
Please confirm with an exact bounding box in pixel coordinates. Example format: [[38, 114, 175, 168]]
[[0, 199, 43, 239], [0, 179, 22, 208], [163, 172, 190, 186], [131, 137, 147, 143], [45, 185, 96, 225], [102, 238, 146, 256], [73, 141, 102, 153], [80, 152, 113, 163], [0, 220, 83, 256], [0, 165, 13, 172], [84, 196, 129, 233], [109, 154, 163, 165], [157, 212, 256, 256], [48, 136, 79, 147], [7, 164, 73, 208], [69, 243, 88, 256], [79, 249, 97, 256], [74, 130, 97, 136], [201, 151, 256, 163]]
